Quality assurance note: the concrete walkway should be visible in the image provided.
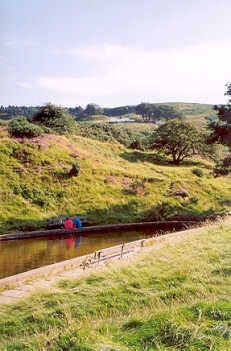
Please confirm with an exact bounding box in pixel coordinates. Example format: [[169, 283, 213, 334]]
[[0, 226, 203, 305]]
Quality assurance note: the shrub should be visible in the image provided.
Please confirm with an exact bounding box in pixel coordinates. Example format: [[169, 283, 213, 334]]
[[32, 104, 77, 134], [69, 161, 81, 177], [77, 123, 138, 146], [129, 139, 146, 150], [192, 168, 204, 177], [0, 120, 6, 126], [8, 116, 44, 138], [11, 183, 49, 207], [222, 155, 231, 167], [214, 155, 231, 177]]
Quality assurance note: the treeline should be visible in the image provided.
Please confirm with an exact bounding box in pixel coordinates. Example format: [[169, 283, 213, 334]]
[[0, 105, 38, 120], [0, 103, 183, 123], [5, 81, 231, 176]]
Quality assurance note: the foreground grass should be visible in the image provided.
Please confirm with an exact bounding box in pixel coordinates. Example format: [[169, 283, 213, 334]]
[[0, 219, 231, 350]]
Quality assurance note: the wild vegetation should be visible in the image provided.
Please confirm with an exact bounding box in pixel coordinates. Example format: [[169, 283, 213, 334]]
[[0, 102, 216, 125], [0, 117, 230, 233], [0, 219, 231, 350], [0, 90, 230, 234], [0, 93, 231, 349], [149, 119, 207, 164], [209, 83, 231, 146]]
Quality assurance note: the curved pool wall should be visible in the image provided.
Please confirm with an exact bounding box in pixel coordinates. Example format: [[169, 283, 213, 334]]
[[0, 221, 197, 241], [0, 226, 201, 288], [0, 221, 197, 280]]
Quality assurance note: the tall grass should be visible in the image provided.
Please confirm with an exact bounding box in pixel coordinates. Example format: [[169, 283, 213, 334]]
[[0, 219, 231, 350], [0, 126, 231, 233]]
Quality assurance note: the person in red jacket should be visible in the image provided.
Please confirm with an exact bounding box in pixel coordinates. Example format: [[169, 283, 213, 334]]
[[64, 217, 73, 229]]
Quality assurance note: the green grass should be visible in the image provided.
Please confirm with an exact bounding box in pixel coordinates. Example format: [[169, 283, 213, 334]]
[[0, 219, 231, 350], [0, 124, 231, 233], [162, 102, 216, 126]]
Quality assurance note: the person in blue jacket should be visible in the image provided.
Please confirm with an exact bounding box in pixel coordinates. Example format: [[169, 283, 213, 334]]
[[73, 215, 82, 228]]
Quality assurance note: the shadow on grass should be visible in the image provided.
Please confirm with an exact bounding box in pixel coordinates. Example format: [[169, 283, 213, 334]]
[[120, 151, 211, 168], [1, 201, 227, 234], [0, 218, 47, 233], [85, 201, 227, 227], [219, 199, 231, 206], [120, 151, 168, 165], [142, 202, 227, 222]]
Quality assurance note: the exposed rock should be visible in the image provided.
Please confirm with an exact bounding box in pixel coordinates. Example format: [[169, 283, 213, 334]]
[[171, 189, 189, 198], [104, 176, 116, 183], [70, 152, 80, 158]]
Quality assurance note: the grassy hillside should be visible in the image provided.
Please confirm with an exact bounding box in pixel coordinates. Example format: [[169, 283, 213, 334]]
[[1, 219, 231, 350], [0, 102, 216, 127], [0, 122, 230, 233], [87, 103, 215, 126], [153, 102, 216, 126]]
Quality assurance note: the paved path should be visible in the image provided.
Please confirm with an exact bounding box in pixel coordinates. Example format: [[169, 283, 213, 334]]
[[0, 225, 208, 305]]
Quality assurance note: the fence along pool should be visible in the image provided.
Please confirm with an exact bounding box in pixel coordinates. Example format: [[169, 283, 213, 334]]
[[1, 227, 169, 279]]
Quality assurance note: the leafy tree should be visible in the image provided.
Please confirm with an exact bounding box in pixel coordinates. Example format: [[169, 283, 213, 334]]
[[149, 119, 205, 164], [103, 105, 135, 116], [135, 103, 183, 122], [68, 106, 84, 119], [209, 83, 231, 146], [84, 103, 103, 116], [32, 103, 76, 134], [8, 116, 43, 138], [154, 104, 183, 121], [135, 103, 150, 121]]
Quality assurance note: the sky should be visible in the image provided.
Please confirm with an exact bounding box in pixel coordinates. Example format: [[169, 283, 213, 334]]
[[1, 0, 231, 107]]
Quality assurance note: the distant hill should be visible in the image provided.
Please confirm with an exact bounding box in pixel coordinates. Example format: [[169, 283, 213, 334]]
[[161, 102, 216, 125], [0, 103, 217, 126], [103, 105, 136, 116]]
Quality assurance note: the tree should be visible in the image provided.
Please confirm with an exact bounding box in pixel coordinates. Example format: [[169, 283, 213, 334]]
[[84, 103, 103, 116], [154, 104, 183, 121], [32, 103, 76, 134], [135, 103, 183, 123], [209, 83, 231, 146], [150, 119, 205, 164], [135, 103, 149, 121], [68, 106, 84, 119]]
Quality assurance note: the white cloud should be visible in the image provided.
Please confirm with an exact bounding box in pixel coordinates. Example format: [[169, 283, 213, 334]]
[[37, 41, 231, 106], [16, 81, 33, 89]]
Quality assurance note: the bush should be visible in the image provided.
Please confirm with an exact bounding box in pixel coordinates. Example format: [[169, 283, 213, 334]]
[[214, 155, 231, 177], [192, 168, 204, 177], [222, 155, 231, 167], [0, 120, 6, 126], [8, 116, 44, 138], [32, 104, 77, 134], [129, 139, 146, 150], [11, 183, 49, 207], [77, 123, 139, 146], [69, 161, 81, 177]]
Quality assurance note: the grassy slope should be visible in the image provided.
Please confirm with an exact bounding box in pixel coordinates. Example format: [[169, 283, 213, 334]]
[[0, 124, 231, 233], [117, 103, 215, 126], [157, 102, 216, 126], [79, 103, 215, 126], [0, 219, 231, 350]]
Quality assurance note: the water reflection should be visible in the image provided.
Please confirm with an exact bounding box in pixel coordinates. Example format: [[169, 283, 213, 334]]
[[0, 228, 161, 279], [65, 236, 82, 249]]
